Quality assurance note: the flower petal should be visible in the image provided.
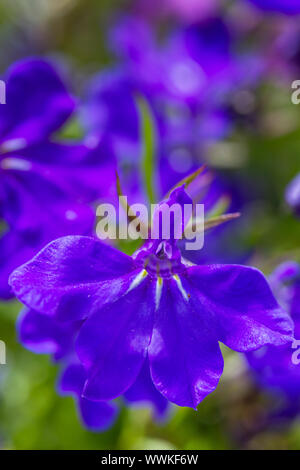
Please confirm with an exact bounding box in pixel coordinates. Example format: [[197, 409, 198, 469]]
[[153, 185, 193, 240], [59, 362, 118, 432], [0, 231, 38, 299], [9, 236, 136, 320], [59, 363, 87, 396], [82, 69, 140, 143], [1, 157, 96, 234], [4, 139, 115, 203], [124, 358, 169, 420], [148, 277, 224, 408], [186, 265, 294, 352], [0, 58, 74, 146], [18, 308, 78, 360], [77, 276, 154, 401], [78, 398, 118, 432]]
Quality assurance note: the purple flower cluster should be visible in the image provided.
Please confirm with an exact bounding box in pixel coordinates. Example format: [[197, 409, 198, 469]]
[[2, 7, 300, 435], [82, 15, 263, 198]]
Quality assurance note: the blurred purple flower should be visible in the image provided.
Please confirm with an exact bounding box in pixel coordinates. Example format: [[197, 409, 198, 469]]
[[82, 16, 263, 197], [286, 173, 300, 215], [10, 186, 293, 409], [246, 262, 300, 414], [0, 58, 115, 298], [247, 0, 300, 15]]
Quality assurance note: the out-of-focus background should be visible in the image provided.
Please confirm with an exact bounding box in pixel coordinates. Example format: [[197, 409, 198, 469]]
[[1, 0, 300, 450]]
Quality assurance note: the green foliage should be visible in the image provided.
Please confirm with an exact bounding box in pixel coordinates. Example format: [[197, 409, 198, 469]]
[[138, 97, 158, 204]]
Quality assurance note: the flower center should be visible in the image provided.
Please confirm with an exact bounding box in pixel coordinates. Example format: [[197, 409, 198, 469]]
[[132, 239, 186, 279]]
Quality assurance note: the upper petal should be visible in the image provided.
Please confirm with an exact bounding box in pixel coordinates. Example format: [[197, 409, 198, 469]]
[[186, 264, 294, 352], [152, 185, 193, 241]]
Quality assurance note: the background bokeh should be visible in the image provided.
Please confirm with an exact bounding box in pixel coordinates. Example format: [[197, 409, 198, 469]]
[[1, 0, 300, 450]]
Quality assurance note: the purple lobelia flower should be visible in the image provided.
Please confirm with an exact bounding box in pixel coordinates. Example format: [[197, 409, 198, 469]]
[[10, 185, 294, 409], [0, 58, 115, 299], [246, 262, 300, 408], [285, 173, 300, 216], [247, 0, 300, 14]]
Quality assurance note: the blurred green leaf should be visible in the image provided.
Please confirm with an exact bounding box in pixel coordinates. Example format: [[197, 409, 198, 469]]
[[138, 97, 158, 205]]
